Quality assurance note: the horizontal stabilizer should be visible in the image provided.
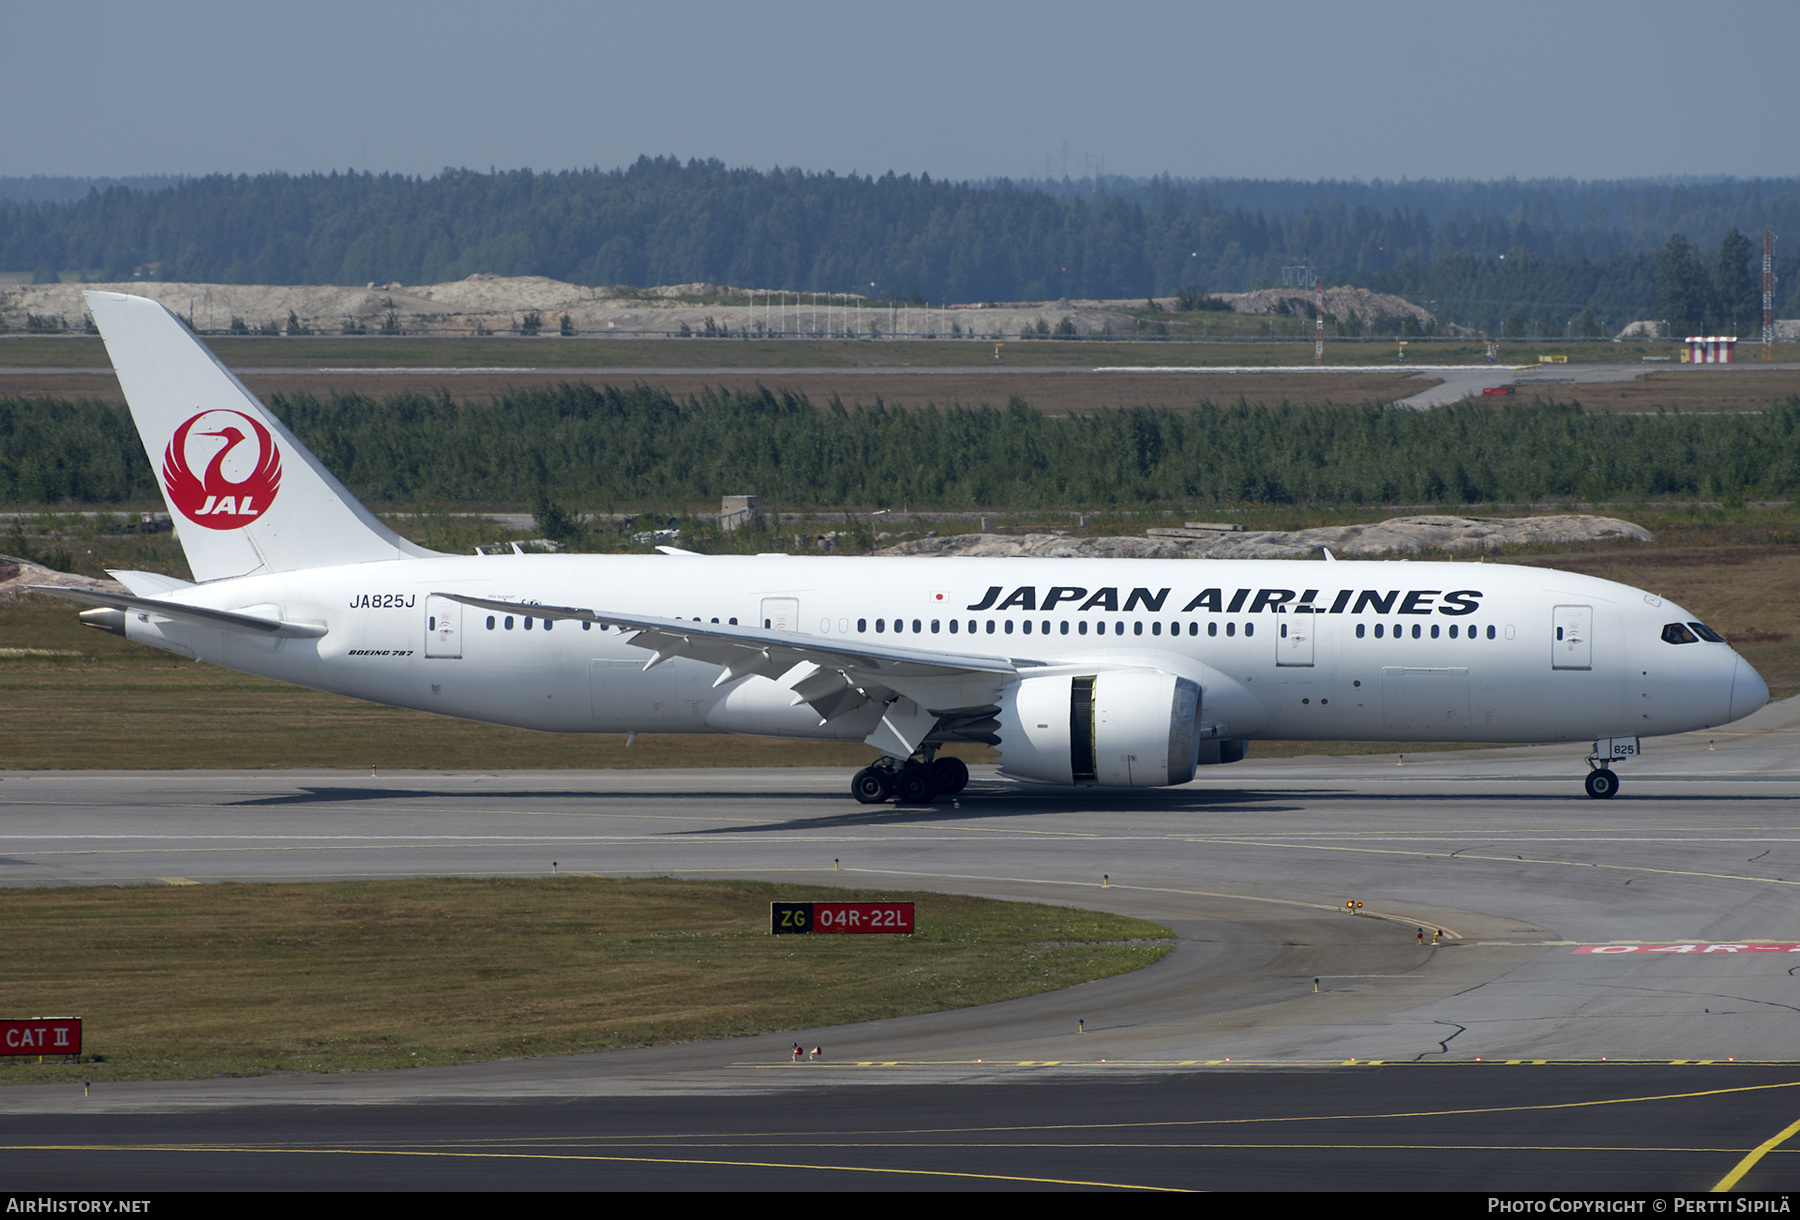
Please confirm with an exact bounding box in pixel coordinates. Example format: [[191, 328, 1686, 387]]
[[29, 586, 328, 639], [106, 569, 196, 597]]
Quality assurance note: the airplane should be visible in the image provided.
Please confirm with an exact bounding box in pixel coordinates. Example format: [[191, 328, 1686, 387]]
[[36, 291, 1769, 804]]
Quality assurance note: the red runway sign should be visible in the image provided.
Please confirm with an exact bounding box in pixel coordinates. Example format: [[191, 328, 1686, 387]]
[[771, 901, 915, 935], [1572, 943, 1800, 954], [0, 1018, 81, 1055]]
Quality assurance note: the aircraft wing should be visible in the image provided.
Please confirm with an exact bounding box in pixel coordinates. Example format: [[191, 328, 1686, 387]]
[[433, 592, 1036, 751], [30, 586, 329, 639]]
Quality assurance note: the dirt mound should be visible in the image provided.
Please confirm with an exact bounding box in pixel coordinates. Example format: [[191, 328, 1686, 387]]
[[1090, 285, 1435, 326], [0, 274, 1443, 341], [0, 556, 127, 603], [1226, 286, 1434, 327], [879, 514, 1652, 560]]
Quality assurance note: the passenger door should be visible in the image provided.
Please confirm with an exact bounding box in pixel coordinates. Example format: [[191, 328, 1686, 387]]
[[1276, 615, 1315, 667], [761, 597, 800, 632], [1551, 605, 1592, 670], [424, 596, 462, 658]]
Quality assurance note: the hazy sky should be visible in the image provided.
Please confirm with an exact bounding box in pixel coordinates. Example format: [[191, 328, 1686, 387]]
[[10, 0, 1795, 184]]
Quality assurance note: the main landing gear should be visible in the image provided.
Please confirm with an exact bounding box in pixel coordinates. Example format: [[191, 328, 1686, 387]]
[[851, 752, 970, 806]]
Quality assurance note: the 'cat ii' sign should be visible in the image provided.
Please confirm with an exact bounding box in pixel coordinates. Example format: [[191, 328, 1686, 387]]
[[0, 1017, 81, 1055]]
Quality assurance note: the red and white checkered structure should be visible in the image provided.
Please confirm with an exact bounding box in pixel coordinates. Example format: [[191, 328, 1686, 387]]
[[1685, 336, 1737, 363]]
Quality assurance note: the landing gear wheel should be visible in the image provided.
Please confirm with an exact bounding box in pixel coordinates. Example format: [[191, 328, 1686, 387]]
[[1585, 768, 1619, 800], [852, 767, 892, 805], [930, 756, 969, 795], [895, 767, 939, 805]]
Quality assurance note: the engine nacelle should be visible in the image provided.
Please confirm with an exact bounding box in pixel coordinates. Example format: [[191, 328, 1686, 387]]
[[995, 669, 1206, 788]]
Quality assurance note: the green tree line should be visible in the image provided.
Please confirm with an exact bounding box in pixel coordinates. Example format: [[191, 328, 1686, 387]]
[[4, 387, 1799, 510], [5, 163, 1798, 328]]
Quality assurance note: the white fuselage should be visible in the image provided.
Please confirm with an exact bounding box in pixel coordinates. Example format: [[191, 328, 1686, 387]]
[[121, 552, 1763, 748]]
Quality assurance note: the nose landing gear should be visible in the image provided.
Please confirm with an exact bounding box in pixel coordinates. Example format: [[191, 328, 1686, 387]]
[[1583, 737, 1637, 799]]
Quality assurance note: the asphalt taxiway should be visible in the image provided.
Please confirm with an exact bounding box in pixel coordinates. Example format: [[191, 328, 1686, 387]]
[[2, 699, 1798, 1190]]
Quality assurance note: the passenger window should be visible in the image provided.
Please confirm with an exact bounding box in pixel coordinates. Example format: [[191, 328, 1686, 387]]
[[1662, 622, 1698, 645], [582, 621, 591, 631], [1061, 621, 1070, 635], [504, 616, 514, 630], [1004, 620, 1014, 634], [1374, 623, 1383, 638], [1208, 622, 1217, 637], [1244, 622, 1253, 637], [931, 620, 940, 633], [858, 618, 867, 632], [1487, 625, 1496, 639], [1079, 621, 1088, 636], [1430, 624, 1438, 639], [486, 615, 495, 630], [948, 620, 957, 633], [1411, 624, 1421, 639], [1134, 622, 1143, 636], [912, 619, 921, 633], [1226, 622, 1236, 637], [876, 619, 886, 633], [1356, 623, 1365, 638], [985, 620, 995, 634]]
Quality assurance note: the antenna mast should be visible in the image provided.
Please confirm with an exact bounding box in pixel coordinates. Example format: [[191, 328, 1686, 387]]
[[1315, 276, 1325, 366], [1763, 226, 1775, 363]]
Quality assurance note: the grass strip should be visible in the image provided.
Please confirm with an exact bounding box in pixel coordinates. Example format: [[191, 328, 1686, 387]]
[[0, 877, 1172, 1082]]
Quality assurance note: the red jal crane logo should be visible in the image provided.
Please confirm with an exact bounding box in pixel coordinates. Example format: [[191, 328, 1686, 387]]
[[161, 410, 283, 530]]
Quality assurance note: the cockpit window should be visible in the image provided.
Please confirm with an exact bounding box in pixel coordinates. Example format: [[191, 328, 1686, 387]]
[[1688, 621, 1725, 643], [1661, 622, 1697, 645]]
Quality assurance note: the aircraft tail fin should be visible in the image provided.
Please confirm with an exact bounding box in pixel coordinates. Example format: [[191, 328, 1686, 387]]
[[85, 291, 438, 583]]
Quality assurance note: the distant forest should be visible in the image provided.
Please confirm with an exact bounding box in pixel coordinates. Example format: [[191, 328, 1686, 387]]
[[5, 387, 1798, 510], [3, 163, 1798, 330]]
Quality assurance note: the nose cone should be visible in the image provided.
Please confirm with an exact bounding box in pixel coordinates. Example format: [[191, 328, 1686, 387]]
[[1730, 655, 1769, 723]]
